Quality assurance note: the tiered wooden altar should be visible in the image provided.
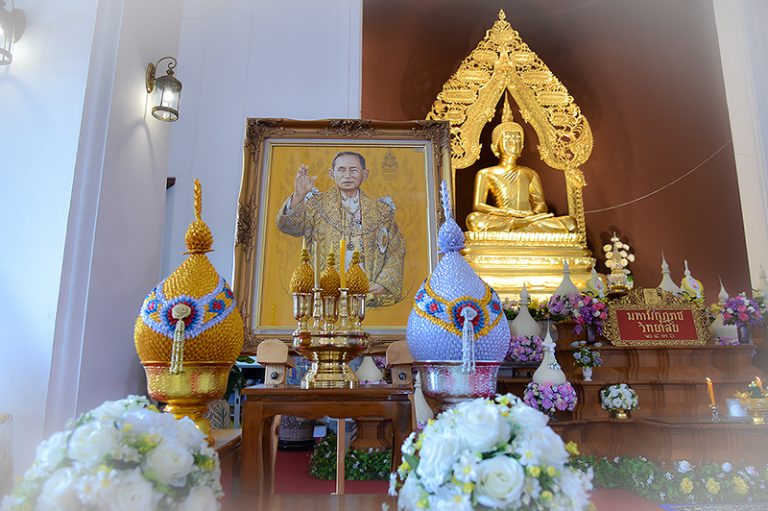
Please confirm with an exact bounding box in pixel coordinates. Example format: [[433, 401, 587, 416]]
[[498, 343, 767, 463]]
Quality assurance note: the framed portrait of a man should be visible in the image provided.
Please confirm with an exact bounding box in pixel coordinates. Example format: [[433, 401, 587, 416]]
[[233, 119, 452, 346]]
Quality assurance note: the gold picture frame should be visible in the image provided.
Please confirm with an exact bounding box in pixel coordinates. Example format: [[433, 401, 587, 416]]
[[233, 119, 452, 351], [604, 288, 709, 347]]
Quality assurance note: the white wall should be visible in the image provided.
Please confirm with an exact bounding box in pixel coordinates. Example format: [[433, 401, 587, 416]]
[[46, 0, 183, 432], [714, 0, 768, 286], [0, 0, 182, 474], [0, 0, 100, 474], [163, 0, 363, 282]]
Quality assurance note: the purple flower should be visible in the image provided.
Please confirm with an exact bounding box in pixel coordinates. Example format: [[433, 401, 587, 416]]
[[723, 294, 764, 327], [523, 382, 577, 415]]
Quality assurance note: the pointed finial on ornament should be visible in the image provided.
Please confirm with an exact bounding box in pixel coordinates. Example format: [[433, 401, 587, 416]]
[[718, 277, 729, 305], [290, 240, 314, 294], [502, 93, 514, 124], [184, 179, 214, 254], [437, 180, 465, 254], [554, 260, 580, 296], [532, 323, 566, 385], [347, 250, 369, 295], [499, 8, 506, 21], [658, 251, 682, 295], [520, 284, 530, 307], [510, 284, 540, 338], [320, 251, 341, 297], [542, 323, 555, 352]]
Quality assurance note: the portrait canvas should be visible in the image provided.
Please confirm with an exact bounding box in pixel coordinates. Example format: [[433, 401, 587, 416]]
[[233, 119, 452, 344]]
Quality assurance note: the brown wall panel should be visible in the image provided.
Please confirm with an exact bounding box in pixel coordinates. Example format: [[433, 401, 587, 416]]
[[362, 0, 750, 298]]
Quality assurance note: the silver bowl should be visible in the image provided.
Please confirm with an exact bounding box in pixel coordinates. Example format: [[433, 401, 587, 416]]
[[415, 361, 502, 412]]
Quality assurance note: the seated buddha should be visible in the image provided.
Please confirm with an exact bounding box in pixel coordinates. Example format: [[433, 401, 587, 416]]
[[466, 105, 576, 234]]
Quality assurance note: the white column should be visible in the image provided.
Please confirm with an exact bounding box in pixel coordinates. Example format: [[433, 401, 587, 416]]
[[713, 0, 768, 286], [46, 0, 184, 435], [0, 0, 101, 474]]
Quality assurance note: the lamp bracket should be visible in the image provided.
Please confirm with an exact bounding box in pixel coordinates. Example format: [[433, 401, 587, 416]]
[[145, 56, 177, 93]]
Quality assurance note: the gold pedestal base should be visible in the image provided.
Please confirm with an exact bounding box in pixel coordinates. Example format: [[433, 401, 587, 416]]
[[294, 333, 368, 389], [142, 361, 232, 445], [462, 232, 595, 302]]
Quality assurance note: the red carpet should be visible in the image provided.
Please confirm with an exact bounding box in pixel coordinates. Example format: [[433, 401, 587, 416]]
[[274, 450, 665, 509]]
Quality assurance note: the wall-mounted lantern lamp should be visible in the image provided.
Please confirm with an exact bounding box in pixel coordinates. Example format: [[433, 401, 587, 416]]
[[145, 56, 182, 122], [0, 0, 25, 65]]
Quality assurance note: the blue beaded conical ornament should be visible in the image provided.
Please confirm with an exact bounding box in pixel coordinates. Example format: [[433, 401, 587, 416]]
[[406, 182, 509, 372]]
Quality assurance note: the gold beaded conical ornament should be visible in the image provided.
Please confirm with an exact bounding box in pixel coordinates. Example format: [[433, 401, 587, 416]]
[[134, 179, 244, 443], [320, 252, 341, 298], [347, 250, 369, 295], [290, 246, 314, 294]]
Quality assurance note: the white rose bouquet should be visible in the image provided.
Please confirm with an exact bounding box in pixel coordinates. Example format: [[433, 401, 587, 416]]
[[1, 396, 222, 511], [389, 395, 593, 510], [600, 383, 639, 413]]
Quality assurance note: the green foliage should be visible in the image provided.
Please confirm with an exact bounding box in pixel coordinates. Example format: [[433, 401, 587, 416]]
[[309, 433, 392, 481]]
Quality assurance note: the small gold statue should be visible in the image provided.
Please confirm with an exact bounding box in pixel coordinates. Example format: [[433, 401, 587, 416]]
[[467, 97, 576, 234]]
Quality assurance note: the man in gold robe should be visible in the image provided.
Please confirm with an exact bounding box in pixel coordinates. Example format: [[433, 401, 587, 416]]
[[275, 151, 405, 306]]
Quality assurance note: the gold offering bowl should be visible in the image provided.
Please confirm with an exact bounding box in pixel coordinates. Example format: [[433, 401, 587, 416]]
[[142, 361, 232, 443], [737, 394, 768, 425], [293, 332, 369, 389]]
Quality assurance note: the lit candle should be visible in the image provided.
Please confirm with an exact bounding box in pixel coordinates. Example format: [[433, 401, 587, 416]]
[[756, 376, 764, 392], [339, 239, 347, 288], [706, 377, 716, 407], [313, 241, 320, 289]]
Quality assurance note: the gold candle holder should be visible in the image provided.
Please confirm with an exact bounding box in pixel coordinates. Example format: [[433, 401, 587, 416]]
[[337, 288, 352, 333], [737, 394, 768, 425], [322, 295, 338, 333], [292, 292, 313, 335], [311, 288, 324, 333], [349, 294, 367, 332]]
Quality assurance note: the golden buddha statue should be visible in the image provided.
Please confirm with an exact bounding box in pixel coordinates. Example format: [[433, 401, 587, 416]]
[[427, 10, 596, 301], [466, 97, 576, 234]]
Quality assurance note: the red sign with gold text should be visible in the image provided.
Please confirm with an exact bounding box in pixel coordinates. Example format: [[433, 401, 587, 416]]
[[615, 309, 699, 343]]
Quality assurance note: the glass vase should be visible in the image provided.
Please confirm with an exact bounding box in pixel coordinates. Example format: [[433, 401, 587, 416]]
[[582, 366, 593, 382], [738, 325, 752, 345]]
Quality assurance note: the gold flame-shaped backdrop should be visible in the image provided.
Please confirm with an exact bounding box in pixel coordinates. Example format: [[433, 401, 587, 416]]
[[427, 8, 593, 239], [134, 179, 244, 441]]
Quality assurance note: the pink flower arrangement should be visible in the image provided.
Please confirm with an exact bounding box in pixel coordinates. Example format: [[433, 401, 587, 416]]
[[572, 295, 608, 335], [722, 293, 764, 328], [547, 294, 581, 322], [523, 381, 577, 415], [507, 335, 544, 365]]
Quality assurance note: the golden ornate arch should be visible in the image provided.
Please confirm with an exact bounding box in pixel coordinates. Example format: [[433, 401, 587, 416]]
[[427, 9, 593, 241]]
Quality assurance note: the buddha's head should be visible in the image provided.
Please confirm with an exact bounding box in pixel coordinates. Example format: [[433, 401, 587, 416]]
[[491, 94, 524, 159], [491, 122, 524, 159]]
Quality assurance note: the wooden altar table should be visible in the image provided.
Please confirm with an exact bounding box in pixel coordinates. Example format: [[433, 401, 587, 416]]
[[240, 384, 413, 508]]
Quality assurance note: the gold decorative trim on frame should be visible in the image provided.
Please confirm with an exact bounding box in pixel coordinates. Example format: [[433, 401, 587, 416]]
[[427, 9, 593, 243], [233, 118, 453, 347], [605, 288, 710, 347]]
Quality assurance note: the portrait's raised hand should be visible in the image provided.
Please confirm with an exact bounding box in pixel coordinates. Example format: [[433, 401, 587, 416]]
[[289, 164, 317, 209]]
